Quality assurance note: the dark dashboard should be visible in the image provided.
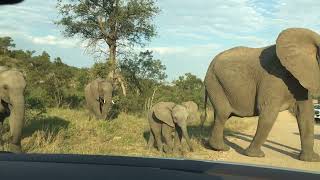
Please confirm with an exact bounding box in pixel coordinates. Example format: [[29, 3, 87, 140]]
[[0, 153, 319, 180]]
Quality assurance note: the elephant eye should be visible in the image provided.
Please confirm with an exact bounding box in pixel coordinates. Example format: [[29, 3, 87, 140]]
[[3, 84, 8, 90]]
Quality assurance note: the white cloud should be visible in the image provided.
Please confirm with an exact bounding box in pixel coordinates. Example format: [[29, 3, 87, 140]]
[[274, 0, 320, 27], [27, 35, 79, 48], [156, 0, 267, 43], [148, 43, 221, 57], [0, 0, 56, 27], [1, 0, 320, 81], [0, 30, 80, 49], [0, 0, 78, 48]]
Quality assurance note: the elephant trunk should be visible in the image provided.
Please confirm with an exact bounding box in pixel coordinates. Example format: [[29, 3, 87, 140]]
[[181, 125, 193, 152], [100, 96, 112, 120], [8, 93, 25, 150]]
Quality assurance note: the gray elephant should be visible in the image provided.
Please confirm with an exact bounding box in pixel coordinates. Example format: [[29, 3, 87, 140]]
[[202, 28, 320, 162], [84, 78, 114, 120], [182, 101, 199, 123], [0, 66, 26, 153], [147, 102, 193, 153]]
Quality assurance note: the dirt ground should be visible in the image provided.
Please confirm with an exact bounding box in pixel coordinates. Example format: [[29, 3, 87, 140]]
[[217, 110, 320, 172]]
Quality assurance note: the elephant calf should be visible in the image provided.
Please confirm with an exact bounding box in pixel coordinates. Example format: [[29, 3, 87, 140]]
[[0, 66, 26, 153], [84, 78, 114, 120], [147, 102, 193, 153]]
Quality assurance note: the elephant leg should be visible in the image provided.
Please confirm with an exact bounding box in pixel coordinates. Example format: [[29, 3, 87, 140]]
[[154, 127, 163, 152], [244, 105, 279, 157], [296, 100, 320, 162], [206, 75, 232, 151], [174, 128, 182, 152], [147, 130, 155, 149], [162, 124, 174, 153], [91, 102, 102, 120], [0, 122, 4, 150], [209, 112, 230, 151], [87, 109, 94, 121], [149, 114, 163, 152], [181, 126, 193, 152]]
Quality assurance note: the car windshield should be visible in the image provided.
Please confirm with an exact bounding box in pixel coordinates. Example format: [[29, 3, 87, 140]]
[[0, 0, 319, 174]]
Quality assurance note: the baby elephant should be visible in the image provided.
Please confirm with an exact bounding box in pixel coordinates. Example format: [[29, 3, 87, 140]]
[[147, 101, 193, 153]]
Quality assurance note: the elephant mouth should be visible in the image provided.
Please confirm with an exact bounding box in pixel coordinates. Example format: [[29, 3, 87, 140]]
[[98, 97, 106, 104]]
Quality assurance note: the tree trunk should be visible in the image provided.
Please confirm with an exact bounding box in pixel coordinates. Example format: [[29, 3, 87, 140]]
[[109, 43, 117, 73], [107, 43, 127, 96]]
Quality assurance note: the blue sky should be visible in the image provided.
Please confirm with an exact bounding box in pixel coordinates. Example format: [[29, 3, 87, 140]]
[[0, 0, 320, 81]]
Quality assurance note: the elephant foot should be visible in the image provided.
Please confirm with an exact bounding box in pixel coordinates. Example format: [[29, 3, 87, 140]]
[[8, 144, 22, 153], [209, 139, 230, 151], [163, 145, 173, 154], [187, 145, 194, 152], [299, 151, 320, 162], [244, 147, 265, 157], [156, 145, 163, 153], [145, 145, 152, 150]]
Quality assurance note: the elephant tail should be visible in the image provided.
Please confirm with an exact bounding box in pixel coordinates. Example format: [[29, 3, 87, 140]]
[[200, 88, 208, 129]]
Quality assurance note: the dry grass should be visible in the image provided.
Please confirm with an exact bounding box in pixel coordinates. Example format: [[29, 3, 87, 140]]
[[2, 108, 255, 160]]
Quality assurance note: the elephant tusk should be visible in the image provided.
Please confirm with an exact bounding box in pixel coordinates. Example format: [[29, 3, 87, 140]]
[[111, 100, 115, 104], [103, 99, 106, 104]]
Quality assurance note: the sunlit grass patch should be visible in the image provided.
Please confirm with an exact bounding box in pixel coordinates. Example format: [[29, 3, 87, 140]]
[[15, 108, 254, 160]]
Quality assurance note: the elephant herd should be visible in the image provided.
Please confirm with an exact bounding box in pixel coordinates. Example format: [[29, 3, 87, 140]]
[[0, 27, 320, 162]]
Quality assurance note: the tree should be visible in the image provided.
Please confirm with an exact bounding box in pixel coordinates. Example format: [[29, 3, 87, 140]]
[[55, 0, 160, 96], [0, 36, 15, 54], [9, 49, 35, 60], [172, 73, 204, 107], [89, 61, 113, 79], [120, 50, 166, 94], [112, 50, 167, 112]]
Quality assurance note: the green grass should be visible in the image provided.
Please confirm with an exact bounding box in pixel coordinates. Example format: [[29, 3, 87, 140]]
[[1, 108, 255, 160]]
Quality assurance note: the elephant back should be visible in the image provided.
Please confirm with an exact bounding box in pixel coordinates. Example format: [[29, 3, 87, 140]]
[[152, 102, 176, 127]]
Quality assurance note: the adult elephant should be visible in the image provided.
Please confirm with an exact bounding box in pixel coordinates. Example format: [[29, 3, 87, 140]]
[[182, 101, 199, 123], [84, 78, 114, 120], [202, 28, 320, 162], [147, 102, 193, 153], [0, 66, 26, 153]]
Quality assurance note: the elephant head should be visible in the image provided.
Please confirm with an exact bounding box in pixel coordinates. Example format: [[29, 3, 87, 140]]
[[181, 101, 199, 123], [0, 68, 26, 153], [276, 28, 320, 96], [89, 78, 114, 120]]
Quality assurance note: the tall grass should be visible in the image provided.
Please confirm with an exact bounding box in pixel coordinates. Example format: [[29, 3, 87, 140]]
[[1, 108, 255, 160]]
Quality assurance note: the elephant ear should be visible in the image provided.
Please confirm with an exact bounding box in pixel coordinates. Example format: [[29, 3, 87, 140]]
[[90, 78, 102, 101], [153, 103, 175, 127], [276, 28, 320, 94]]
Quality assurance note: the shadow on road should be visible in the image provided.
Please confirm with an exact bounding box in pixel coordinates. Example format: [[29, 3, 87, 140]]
[[224, 132, 300, 159], [293, 132, 320, 140]]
